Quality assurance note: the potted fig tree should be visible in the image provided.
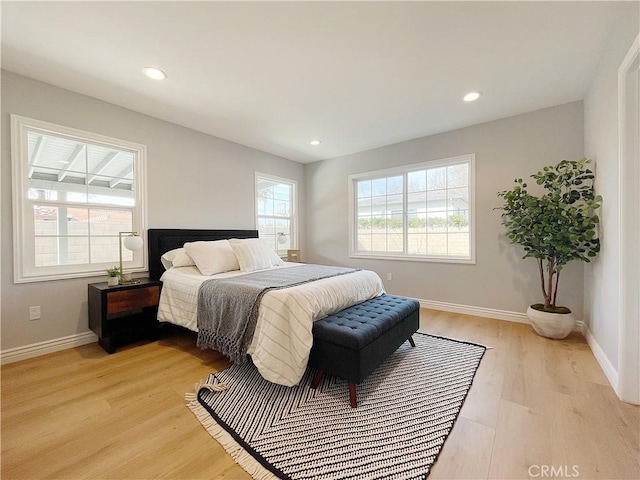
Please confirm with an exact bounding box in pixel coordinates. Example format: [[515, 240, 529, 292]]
[[497, 158, 601, 339]]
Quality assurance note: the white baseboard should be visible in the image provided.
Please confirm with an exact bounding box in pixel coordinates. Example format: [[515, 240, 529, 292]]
[[417, 298, 585, 332], [583, 325, 619, 394], [0, 331, 98, 365], [0, 301, 589, 365]]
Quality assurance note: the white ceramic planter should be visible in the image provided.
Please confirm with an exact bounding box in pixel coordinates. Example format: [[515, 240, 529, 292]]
[[527, 306, 575, 339], [107, 276, 119, 287]]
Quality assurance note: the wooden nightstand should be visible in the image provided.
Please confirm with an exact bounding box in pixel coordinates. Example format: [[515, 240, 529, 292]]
[[88, 278, 162, 354], [287, 249, 301, 262]]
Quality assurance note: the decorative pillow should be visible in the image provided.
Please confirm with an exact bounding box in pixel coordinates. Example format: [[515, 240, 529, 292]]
[[229, 238, 284, 273], [160, 247, 196, 270], [183, 240, 240, 275]]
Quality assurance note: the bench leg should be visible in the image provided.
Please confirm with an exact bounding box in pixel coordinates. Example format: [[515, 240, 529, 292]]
[[310, 370, 324, 389], [349, 382, 357, 408], [408, 335, 416, 347]]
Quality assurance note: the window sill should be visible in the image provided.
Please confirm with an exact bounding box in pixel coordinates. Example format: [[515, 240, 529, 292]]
[[349, 253, 475, 265], [14, 266, 148, 284]]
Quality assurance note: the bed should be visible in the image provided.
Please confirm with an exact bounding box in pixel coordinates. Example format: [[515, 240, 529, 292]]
[[148, 229, 385, 387]]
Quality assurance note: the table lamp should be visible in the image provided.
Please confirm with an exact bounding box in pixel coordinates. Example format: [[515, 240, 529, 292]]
[[119, 231, 143, 284]]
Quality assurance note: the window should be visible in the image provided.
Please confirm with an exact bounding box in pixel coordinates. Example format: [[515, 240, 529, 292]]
[[349, 154, 475, 263], [11, 115, 147, 283], [255, 173, 297, 256]]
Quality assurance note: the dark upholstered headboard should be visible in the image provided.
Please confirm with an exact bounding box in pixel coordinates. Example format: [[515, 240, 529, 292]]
[[147, 229, 259, 280]]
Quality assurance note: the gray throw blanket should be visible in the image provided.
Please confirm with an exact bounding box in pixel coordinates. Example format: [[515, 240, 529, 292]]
[[196, 264, 357, 364]]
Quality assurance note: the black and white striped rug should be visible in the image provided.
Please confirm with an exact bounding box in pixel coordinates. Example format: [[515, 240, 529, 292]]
[[187, 332, 486, 480]]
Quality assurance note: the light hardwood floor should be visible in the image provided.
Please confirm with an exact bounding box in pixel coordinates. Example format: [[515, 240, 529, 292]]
[[2, 310, 638, 480]]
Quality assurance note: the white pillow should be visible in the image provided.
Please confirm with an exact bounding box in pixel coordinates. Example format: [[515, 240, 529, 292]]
[[160, 247, 195, 270], [229, 238, 284, 273], [183, 240, 240, 275]]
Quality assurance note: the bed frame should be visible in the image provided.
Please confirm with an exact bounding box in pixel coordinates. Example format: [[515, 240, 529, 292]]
[[147, 228, 259, 280]]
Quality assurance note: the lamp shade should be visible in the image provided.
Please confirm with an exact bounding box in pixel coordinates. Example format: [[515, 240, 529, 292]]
[[123, 235, 143, 251]]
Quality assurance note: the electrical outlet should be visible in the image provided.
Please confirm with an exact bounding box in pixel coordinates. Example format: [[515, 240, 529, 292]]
[[386, 273, 393, 281], [29, 306, 41, 321]]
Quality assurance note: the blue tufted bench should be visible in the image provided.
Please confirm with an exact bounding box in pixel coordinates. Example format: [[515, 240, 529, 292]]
[[308, 294, 420, 408]]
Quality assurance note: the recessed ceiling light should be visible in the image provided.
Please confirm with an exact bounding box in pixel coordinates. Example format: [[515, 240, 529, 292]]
[[463, 91, 482, 102], [310, 140, 321, 146], [142, 66, 167, 81]]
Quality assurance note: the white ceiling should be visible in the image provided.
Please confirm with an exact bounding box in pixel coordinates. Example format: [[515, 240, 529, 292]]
[[1, 1, 622, 163]]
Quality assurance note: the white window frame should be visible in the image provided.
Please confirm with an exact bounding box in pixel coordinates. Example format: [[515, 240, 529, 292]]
[[348, 154, 476, 264], [254, 172, 297, 256], [11, 115, 148, 283]]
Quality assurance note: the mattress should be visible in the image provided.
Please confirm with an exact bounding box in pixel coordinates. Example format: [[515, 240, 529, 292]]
[[158, 264, 385, 386]]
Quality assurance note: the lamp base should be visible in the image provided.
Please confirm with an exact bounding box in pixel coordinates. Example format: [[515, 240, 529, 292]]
[[118, 274, 141, 285]]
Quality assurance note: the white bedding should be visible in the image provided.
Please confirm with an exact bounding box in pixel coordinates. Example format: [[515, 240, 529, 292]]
[[158, 263, 385, 386]]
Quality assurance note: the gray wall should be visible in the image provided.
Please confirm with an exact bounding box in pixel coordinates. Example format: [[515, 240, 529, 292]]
[[583, 2, 640, 368], [305, 101, 585, 317], [1, 71, 305, 351]]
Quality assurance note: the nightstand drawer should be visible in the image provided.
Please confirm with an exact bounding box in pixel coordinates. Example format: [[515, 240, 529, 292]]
[[107, 286, 160, 315]]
